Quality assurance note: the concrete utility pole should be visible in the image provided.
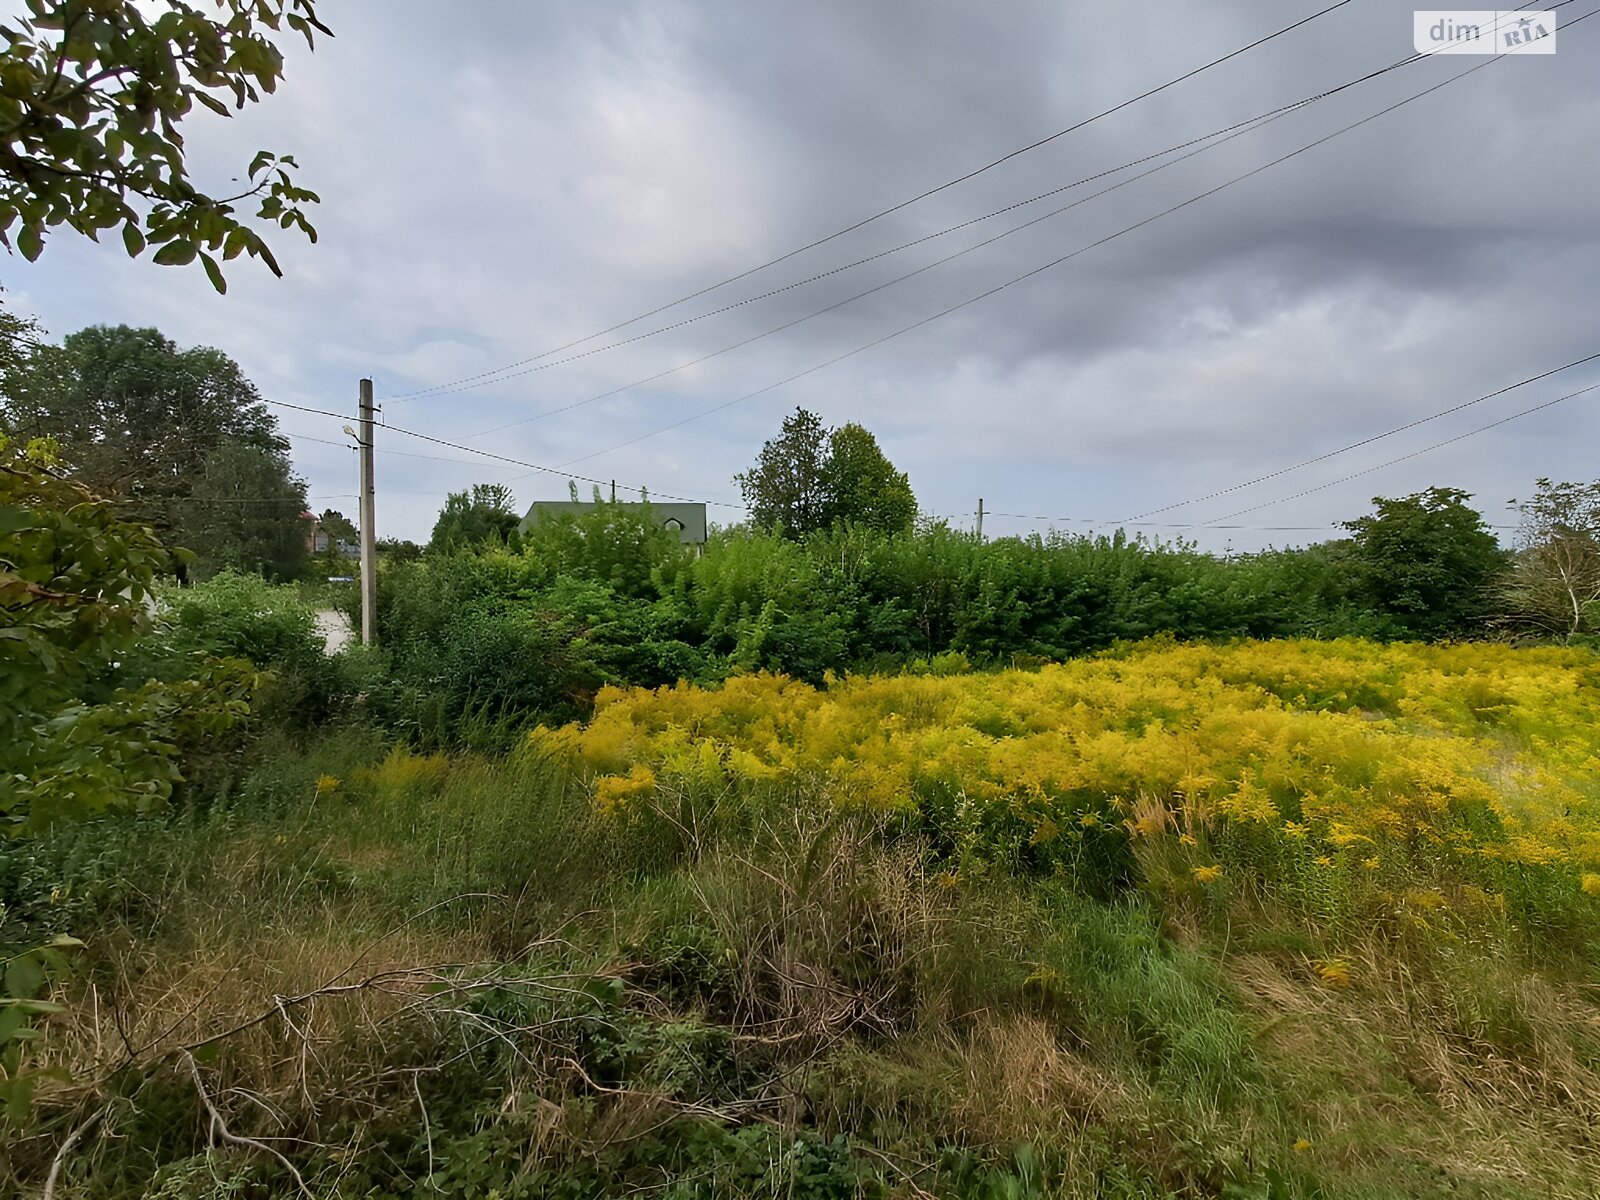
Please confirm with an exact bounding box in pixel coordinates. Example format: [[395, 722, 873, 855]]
[[358, 378, 378, 646], [976, 498, 984, 541]]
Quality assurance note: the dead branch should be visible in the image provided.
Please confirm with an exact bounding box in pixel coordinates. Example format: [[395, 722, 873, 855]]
[[184, 1051, 316, 1200], [41, 1103, 107, 1200]]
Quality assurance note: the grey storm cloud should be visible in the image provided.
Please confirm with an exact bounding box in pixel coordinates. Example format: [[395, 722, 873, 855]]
[[8, 0, 1599, 545]]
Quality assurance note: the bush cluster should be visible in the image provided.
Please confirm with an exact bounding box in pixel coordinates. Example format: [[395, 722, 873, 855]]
[[342, 516, 1460, 744]]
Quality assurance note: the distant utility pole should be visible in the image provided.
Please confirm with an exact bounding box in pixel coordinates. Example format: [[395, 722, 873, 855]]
[[358, 378, 377, 646], [976, 498, 984, 541]]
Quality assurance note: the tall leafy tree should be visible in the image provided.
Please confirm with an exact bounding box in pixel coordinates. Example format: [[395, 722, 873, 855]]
[[822, 421, 916, 535], [0, 323, 306, 577], [319, 508, 357, 546], [0, 0, 328, 290], [430, 482, 521, 552], [1343, 487, 1505, 639], [171, 439, 309, 581], [1500, 478, 1600, 639], [736, 408, 832, 536], [736, 408, 916, 538]]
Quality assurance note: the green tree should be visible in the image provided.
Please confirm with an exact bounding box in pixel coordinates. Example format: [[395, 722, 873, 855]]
[[1500, 478, 1600, 639], [0, 288, 41, 374], [320, 507, 357, 546], [822, 421, 916, 534], [522, 485, 683, 599], [0, 0, 328, 290], [736, 408, 831, 536], [0, 323, 304, 576], [429, 482, 520, 552], [1343, 487, 1505, 639], [171, 438, 309, 581], [376, 536, 422, 563], [736, 408, 916, 538], [0, 433, 257, 832]]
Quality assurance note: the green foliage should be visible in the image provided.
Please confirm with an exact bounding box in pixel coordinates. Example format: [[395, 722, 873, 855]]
[[823, 420, 916, 535], [145, 570, 373, 733], [9, 718, 1600, 1196], [360, 504, 1526, 740], [0, 0, 327, 288], [1, 433, 261, 831], [0, 323, 308, 579], [158, 569, 321, 669], [318, 507, 356, 545], [1342, 487, 1506, 639], [522, 485, 687, 599], [428, 481, 521, 552], [170, 439, 310, 581], [371, 549, 710, 746], [1501, 477, 1600, 639], [376, 535, 422, 563], [736, 407, 917, 537], [736, 406, 831, 535], [0, 932, 79, 1123]]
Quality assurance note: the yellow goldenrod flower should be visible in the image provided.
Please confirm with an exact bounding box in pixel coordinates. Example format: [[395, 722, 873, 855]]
[[315, 774, 341, 794], [515, 641, 1600, 896], [1314, 959, 1353, 988], [1192, 865, 1223, 884], [1293, 1139, 1313, 1153]]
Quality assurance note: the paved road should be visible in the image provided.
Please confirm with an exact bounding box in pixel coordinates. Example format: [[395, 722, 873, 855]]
[[315, 609, 354, 655]]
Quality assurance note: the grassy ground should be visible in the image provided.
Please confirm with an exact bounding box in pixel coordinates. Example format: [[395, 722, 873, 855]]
[[6, 641, 1600, 1198]]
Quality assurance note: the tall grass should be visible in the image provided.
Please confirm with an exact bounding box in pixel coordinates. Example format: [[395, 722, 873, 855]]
[[1, 758, 1595, 1195]]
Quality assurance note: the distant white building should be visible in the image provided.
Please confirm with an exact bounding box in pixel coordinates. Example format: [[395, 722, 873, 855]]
[[520, 500, 708, 549]]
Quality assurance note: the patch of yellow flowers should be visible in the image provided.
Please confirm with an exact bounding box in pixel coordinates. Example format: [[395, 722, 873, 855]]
[[530, 639, 1600, 887]]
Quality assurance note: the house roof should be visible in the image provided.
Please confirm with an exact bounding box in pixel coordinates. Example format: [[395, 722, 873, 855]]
[[520, 500, 708, 545]]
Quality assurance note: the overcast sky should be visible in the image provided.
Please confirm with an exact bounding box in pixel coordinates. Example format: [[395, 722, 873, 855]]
[[8, 0, 1599, 549]]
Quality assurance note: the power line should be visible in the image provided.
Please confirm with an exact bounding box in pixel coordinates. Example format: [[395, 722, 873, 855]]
[[381, 420, 749, 509], [175, 494, 356, 505], [461, 109, 1305, 440], [382, 0, 1355, 403], [985, 510, 1341, 531], [1123, 347, 1600, 522], [1207, 378, 1600, 525], [555, 33, 1565, 470], [459, 42, 1434, 442], [282, 427, 530, 470], [270, 399, 358, 421], [431, 47, 1444, 422], [440, 108, 1296, 422]]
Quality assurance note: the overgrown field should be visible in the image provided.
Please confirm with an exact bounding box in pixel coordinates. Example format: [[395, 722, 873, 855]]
[[7, 639, 1600, 1198]]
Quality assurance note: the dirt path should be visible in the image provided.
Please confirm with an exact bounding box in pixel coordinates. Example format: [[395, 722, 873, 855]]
[[315, 609, 354, 655]]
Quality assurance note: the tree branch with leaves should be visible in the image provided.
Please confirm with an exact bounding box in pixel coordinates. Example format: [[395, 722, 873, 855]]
[[0, 0, 330, 292]]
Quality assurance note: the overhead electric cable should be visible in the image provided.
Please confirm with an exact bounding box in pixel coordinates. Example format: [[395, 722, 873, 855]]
[[1123, 347, 1600, 522], [267, 401, 737, 503], [434, 41, 1448, 419], [555, 30, 1577, 469], [1206, 378, 1600, 525], [283, 427, 529, 470], [353, 416, 746, 510], [459, 21, 1484, 440], [463, 103, 1316, 440], [384, 0, 1355, 402]]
